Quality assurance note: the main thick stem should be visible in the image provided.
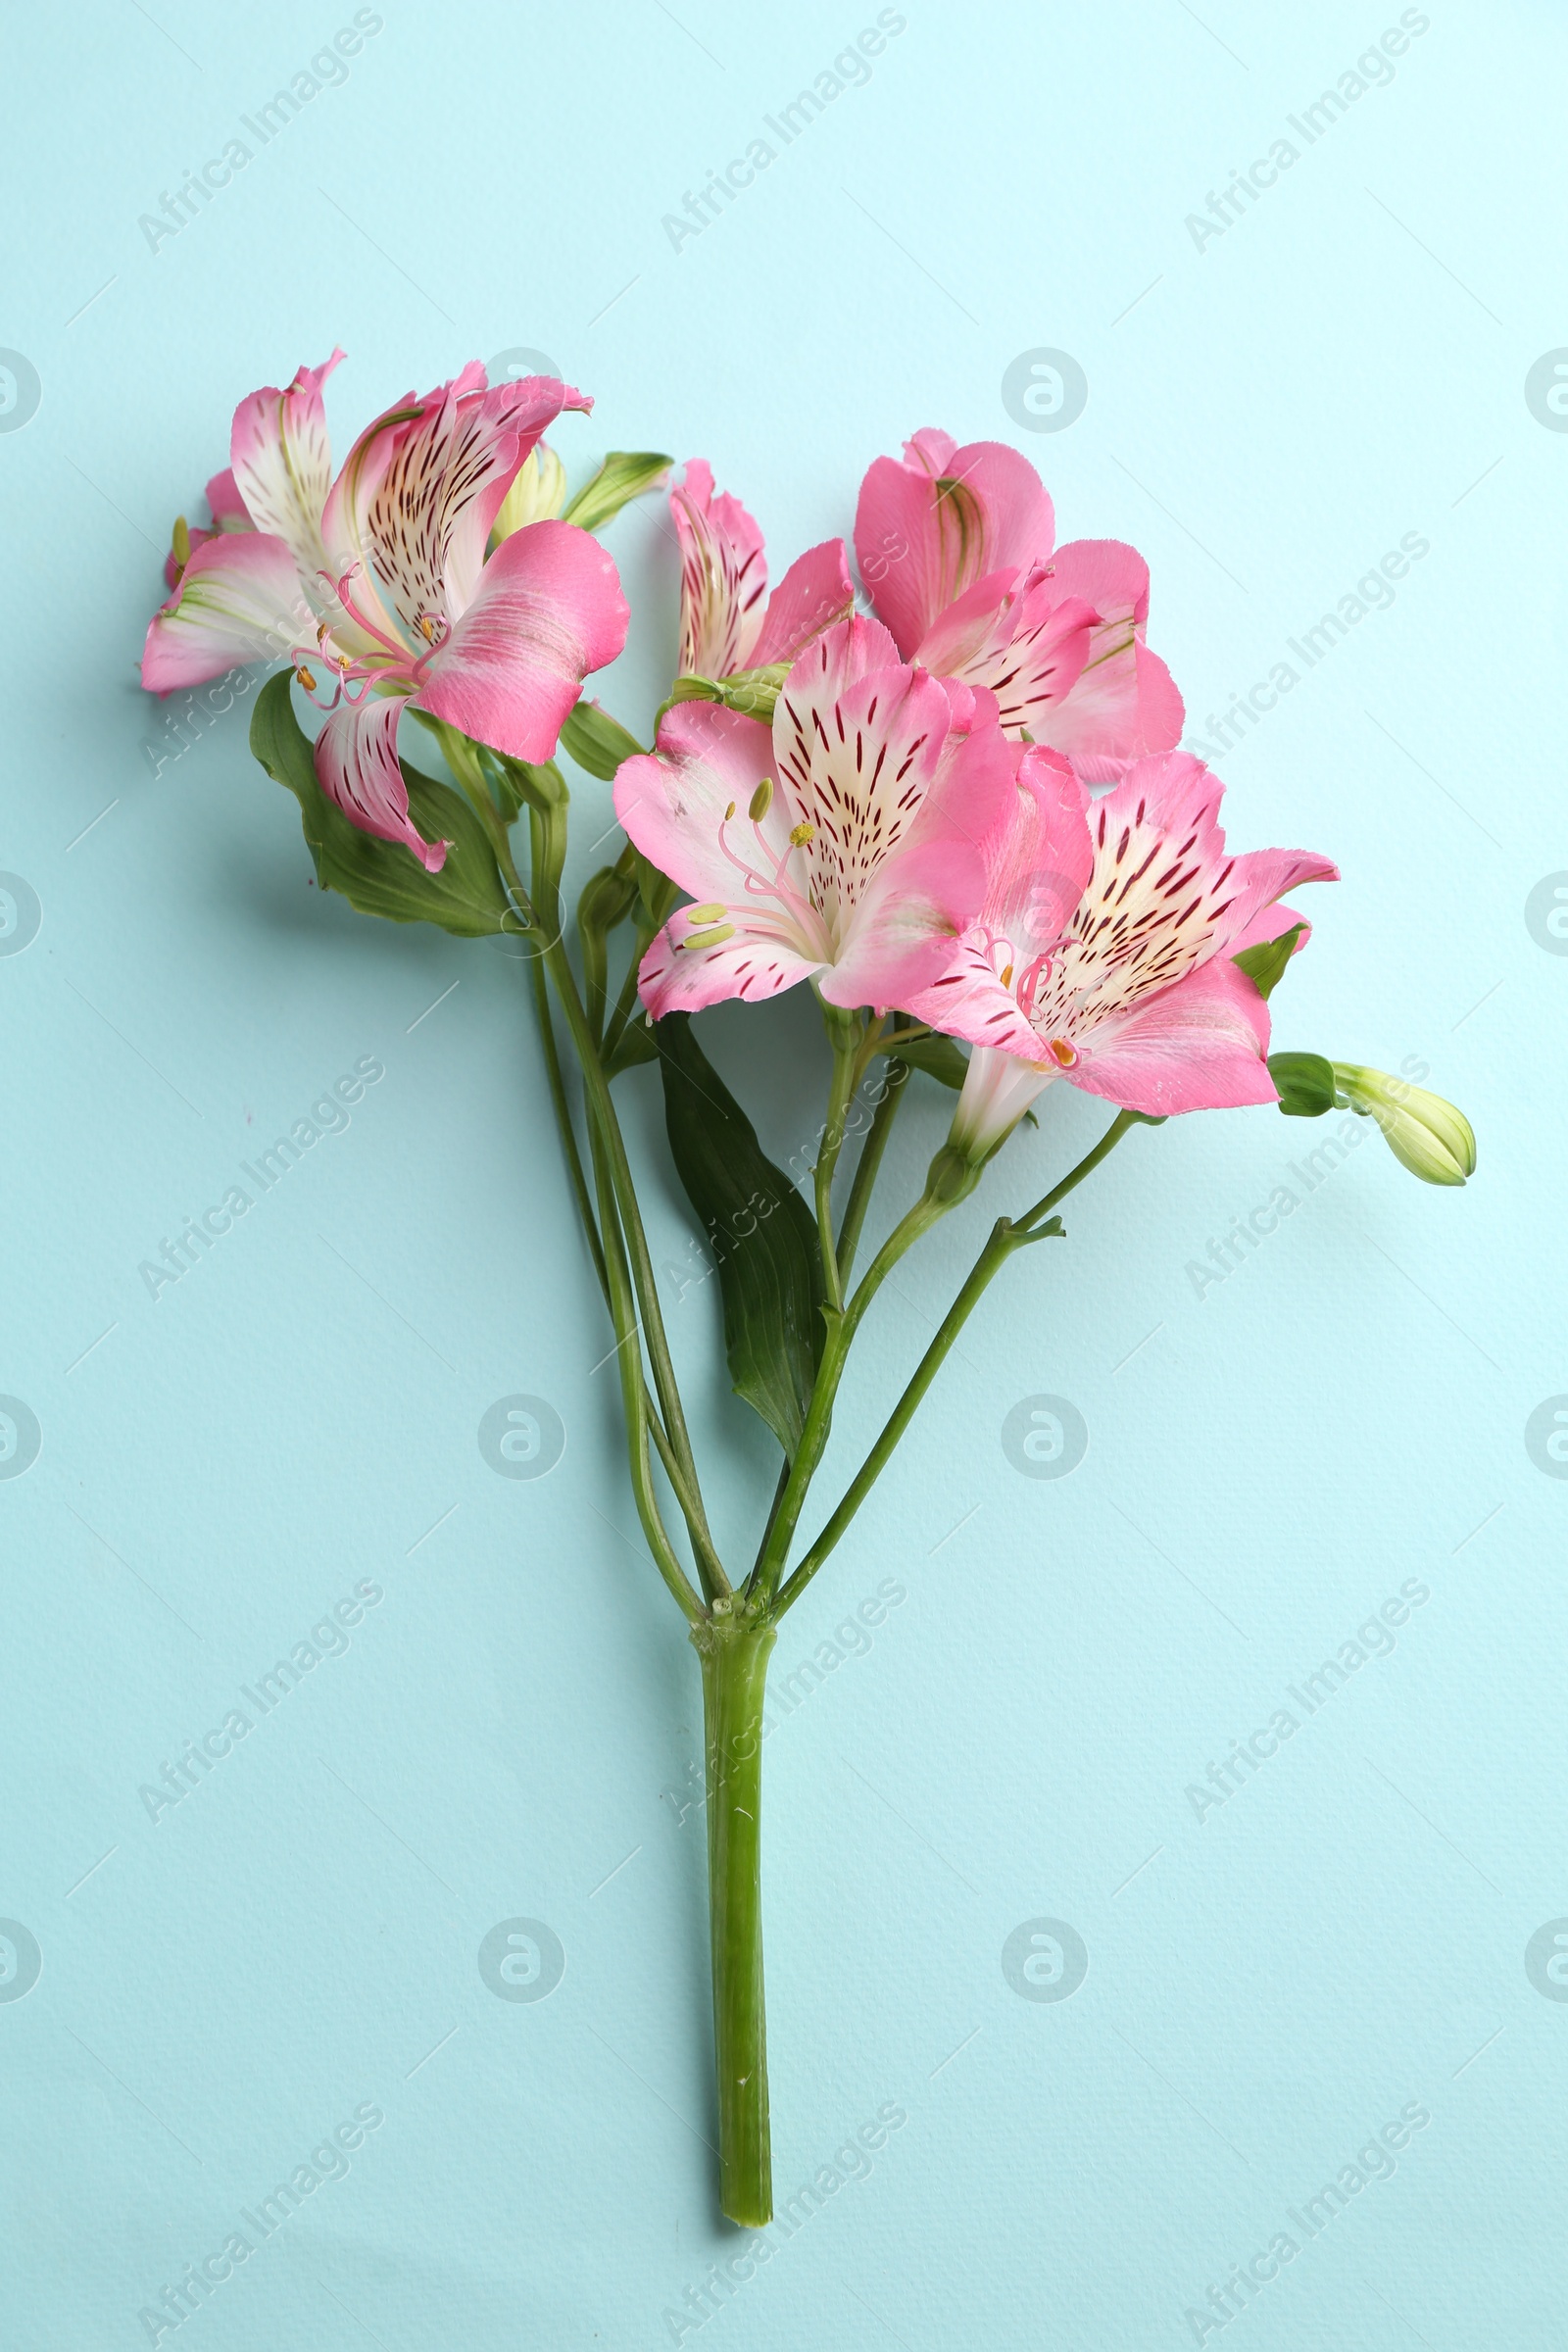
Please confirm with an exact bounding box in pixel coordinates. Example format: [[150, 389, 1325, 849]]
[[695, 1615, 776, 2226]]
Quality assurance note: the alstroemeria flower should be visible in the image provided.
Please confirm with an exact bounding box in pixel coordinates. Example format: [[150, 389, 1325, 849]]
[[143, 353, 629, 871], [855, 429, 1184, 781], [613, 615, 1017, 1015], [907, 750, 1338, 1149], [672, 459, 854, 680]]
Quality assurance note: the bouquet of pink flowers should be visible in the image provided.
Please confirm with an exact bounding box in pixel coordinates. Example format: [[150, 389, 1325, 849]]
[[143, 352, 1475, 2226]]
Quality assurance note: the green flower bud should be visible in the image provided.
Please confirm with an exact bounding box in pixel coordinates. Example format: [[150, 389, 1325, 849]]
[[491, 441, 567, 543], [1333, 1064, 1476, 1186]]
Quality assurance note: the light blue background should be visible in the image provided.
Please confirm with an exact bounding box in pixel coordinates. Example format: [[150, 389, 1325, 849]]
[[3, 1, 1564, 2344]]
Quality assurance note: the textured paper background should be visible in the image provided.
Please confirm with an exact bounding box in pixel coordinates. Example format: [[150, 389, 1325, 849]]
[[3, 1, 1565, 2344]]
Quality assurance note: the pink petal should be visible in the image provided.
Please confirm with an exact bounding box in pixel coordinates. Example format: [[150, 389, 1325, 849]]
[[415, 518, 629, 763], [670, 460, 768, 675], [822, 829, 988, 1010], [142, 532, 311, 692], [314, 695, 449, 873], [1213, 847, 1340, 955], [1229, 897, 1316, 957], [905, 746, 1093, 1054], [750, 538, 856, 667], [613, 701, 784, 906], [637, 923, 822, 1016], [230, 350, 343, 582], [855, 432, 1055, 656], [1065, 955, 1278, 1116], [771, 633, 956, 897], [322, 370, 591, 646], [205, 466, 249, 525], [1024, 541, 1185, 778], [914, 566, 1098, 738]]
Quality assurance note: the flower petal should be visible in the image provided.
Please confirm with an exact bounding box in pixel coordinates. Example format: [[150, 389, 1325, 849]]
[[323, 369, 591, 646], [855, 431, 1055, 656], [906, 746, 1093, 1054], [314, 694, 449, 873], [415, 518, 629, 762], [1064, 955, 1278, 1116], [750, 538, 856, 667], [670, 460, 768, 676], [142, 531, 310, 692], [229, 350, 343, 584], [1023, 540, 1185, 778], [637, 924, 822, 1016], [772, 640, 952, 913], [613, 700, 786, 906], [205, 466, 250, 526], [822, 830, 989, 1010], [914, 566, 1098, 737]]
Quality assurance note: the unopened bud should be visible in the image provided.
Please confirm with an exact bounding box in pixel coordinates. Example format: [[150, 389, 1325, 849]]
[[1334, 1064, 1476, 1187], [491, 441, 568, 543]]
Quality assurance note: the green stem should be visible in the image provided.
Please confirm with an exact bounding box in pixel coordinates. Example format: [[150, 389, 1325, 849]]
[[601, 937, 649, 1065], [585, 1107, 702, 1626], [776, 1220, 1042, 1614], [695, 1612, 775, 2227], [747, 1185, 955, 1604], [775, 1110, 1148, 1614], [524, 923, 719, 1585], [526, 955, 608, 1297], [813, 1013, 860, 1313], [1015, 1108, 1144, 1232], [835, 1058, 907, 1285], [500, 831, 727, 1601]]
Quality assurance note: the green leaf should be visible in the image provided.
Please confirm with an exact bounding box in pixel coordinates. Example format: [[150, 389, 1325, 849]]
[[559, 698, 646, 782], [561, 452, 672, 534], [1268, 1051, 1338, 1117], [891, 1032, 970, 1090], [249, 672, 513, 937], [656, 1012, 825, 1457], [1233, 921, 1306, 1002]]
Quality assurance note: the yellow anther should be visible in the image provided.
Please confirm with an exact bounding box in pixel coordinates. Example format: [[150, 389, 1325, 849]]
[[685, 903, 726, 923], [679, 922, 736, 952], [296, 665, 318, 692], [1048, 1037, 1077, 1068], [724, 800, 736, 820], [417, 614, 437, 643], [1000, 962, 1013, 988], [789, 820, 815, 847], [749, 777, 774, 822], [172, 515, 191, 567]]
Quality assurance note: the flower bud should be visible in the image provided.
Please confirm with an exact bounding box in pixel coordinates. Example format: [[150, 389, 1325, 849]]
[[1333, 1064, 1476, 1186], [491, 441, 567, 543]]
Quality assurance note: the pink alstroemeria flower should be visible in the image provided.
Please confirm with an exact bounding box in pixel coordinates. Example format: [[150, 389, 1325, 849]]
[[855, 429, 1184, 781], [143, 353, 629, 871], [906, 750, 1338, 1148], [613, 615, 1017, 1015], [672, 460, 854, 679]]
